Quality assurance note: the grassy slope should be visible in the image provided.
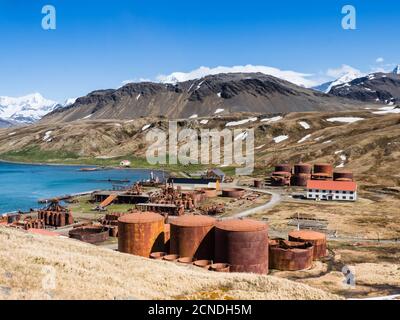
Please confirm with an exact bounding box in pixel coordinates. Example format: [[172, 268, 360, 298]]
[[0, 227, 339, 300]]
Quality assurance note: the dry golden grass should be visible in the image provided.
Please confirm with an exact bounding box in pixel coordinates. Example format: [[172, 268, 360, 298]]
[[0, 227, 339, 300]]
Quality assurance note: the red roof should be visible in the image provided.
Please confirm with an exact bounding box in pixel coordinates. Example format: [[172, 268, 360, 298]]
[[307, 180, 357, 191]]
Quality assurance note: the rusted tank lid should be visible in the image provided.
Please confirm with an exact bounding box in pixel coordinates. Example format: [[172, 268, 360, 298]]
[[216, 219, 268, 232], [289, 230, 326, 240], [170, 215, 216, 227], [118, 212, 164, 224]]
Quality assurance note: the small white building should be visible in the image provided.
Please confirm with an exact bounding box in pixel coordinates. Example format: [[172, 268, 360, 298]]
[[119, 160, 131, 167], [306, 180, 357, 202]]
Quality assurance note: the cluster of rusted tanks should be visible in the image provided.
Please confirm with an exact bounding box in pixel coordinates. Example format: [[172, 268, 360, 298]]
[[116, 211, 328, 274], [117, 212, 269, 274], [270, 163, 354, 187], [269, 230, 327, 271]]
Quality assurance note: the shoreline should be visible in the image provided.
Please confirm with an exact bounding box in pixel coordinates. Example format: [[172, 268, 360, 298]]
[[0, 158, 168, 173]]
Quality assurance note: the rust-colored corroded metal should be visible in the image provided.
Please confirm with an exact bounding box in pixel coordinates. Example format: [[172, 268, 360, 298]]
[[37, 200, 74, 227], [275, 164, 292, 173], [210, 263, 231, 272], [202, 188, 217, 198], [221, 188, 245, 198], [163, 254, 179, 262], [254, 180, 263, 188], [288, 230, 327, 260], [164, 223, 171, 253], [293, 164, 312, 175], [177, 257, 194, 264], [269, 239, 313, 271], [193, 260, 212, 268], [69, 226, 109, 244], [170, 215, 216, 260], [150, 252, 167, 260], [333, 171, 354, 181], [311, 173, 332, 181], [118, 212, 165, 257], [313, 163, 333, 177], [215, 219, 269, 274], [290, 174, 311, 187]]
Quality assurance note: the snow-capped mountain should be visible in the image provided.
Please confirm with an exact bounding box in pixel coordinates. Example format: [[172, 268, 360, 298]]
[[313, 69, 364, 93], [393, 65, 400, 75], [0, 93, 64, 124]]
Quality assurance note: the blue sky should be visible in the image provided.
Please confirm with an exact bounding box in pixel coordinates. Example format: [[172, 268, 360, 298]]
[[0, 0, 399, 101]]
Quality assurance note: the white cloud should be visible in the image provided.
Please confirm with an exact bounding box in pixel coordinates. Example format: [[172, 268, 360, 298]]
[[326, 64, 362, 78], [156, 65, 317, 88], [376, 57, 384, 63]]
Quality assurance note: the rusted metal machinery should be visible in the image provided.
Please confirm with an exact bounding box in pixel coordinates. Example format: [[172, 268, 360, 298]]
[[290, 173, 311, 187], [275, 164, 292, 173], [37, 200, 74, 227], [269, 239, 314, 271], [221, 188, 246, 198], [69, 226, 109, 244], [144, 183, 206, 215], [199, 203, 225, 216], [288, 230, 327, 260], [9, 218, 45, 230], [271, 172, 291, 186], [118, 211, 165, 257], [169, 215, 216, 260], [125, 182, 143, 195], [100, 212, 128, 237], [333, 171, 354, 181], [215, 219, 269, 274], [312, 163, 333, 180], [6, 213, 21, 224]]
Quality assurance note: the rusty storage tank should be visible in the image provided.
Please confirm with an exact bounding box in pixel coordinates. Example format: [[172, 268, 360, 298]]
[[215, 219, 268, 274], [333, 171, 354, 181], [290, 174, 311, 187], [275, 164, 292, 173], [288, 230, 327, 260], [313, 163, 333, 177], [254, 180, 263, 188], [69, 226, 109, 244], [164, 223, 171, 253], [170, 215, 216, 260], [269, 239, 313, 271], [293, 163, 312, 175], [311, 173, 332, 181], [222, 188, 245, 198], [202, 188, 217, 198], [118, 212, 165, 257]]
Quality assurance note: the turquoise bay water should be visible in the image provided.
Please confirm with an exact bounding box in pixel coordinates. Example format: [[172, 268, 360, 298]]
[[0, 162, 160, 214]]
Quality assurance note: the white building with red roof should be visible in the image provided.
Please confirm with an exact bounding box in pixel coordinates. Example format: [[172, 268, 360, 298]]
[[306, 180, 357, 202]]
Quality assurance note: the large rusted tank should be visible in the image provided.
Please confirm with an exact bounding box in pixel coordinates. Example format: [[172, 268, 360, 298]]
[[313, 163, 333, 177], [269, 239, 313, 271], [333, 171, 354, 181], [69, 226, 109, 244], [202, 188, 217, 198], [293, 163, 312, 175], [215, 219, 269, 274], [118, 212, 165, 257], [164, 223, 171, 253], [290, 174, 311, 187], [222, 188, 245, 198], [275, 164, 292, 173], [288, 230, 327, 260], [170, 215, 216, 260]]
